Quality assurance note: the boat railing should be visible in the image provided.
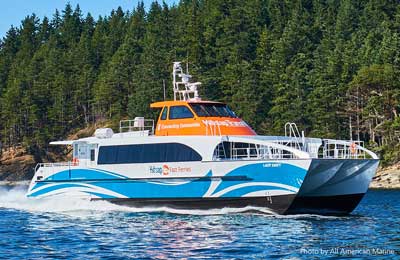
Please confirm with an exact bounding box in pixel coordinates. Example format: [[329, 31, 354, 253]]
[[321, 139, 378, 159], [226, 136, 378, 160], [213, 137, 310, 161], [284, 122, 303, 151], [35, 162, 77, 172], [229, 146, 296, 160], [119, 118, 155, 135]]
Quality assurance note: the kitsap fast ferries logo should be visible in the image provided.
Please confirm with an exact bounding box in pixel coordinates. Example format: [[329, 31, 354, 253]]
[[149, 165, 192, 175]]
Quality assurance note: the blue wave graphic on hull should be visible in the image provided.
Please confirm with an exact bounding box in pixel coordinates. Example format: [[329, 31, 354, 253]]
[[29, 163, 307, 199], [43, 168, 127, 181], [211, 163, 305, 196], [29, 183, 92, 197]]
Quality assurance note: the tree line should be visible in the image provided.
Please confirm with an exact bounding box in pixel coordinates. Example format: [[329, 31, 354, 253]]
[[0, 0, 399, 164]]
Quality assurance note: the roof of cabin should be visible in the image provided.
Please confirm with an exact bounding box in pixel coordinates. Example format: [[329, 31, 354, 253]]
[[150, 100, 224, 108]]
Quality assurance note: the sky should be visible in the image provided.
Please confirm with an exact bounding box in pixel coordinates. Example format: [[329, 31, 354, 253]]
[[0, 0, 176, 39]]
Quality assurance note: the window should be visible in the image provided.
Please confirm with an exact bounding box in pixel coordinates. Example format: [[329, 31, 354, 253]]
[[190, 103, 237, 118], [160, 106, 168, 120], [73, 142, 89, 159], [169, 106, 194, 119], [213, 141, 258, 160], [90, 149, 95, 161], [73, 143, 79, 158], [97, 143, 202, 164]]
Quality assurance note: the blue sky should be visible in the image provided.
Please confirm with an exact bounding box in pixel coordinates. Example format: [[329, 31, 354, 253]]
[[0, 0, 176, 39]]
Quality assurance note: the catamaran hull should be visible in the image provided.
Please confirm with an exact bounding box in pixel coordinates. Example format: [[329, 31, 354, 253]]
[[287, 159, 379, 215], [27, 160, 311, 214]]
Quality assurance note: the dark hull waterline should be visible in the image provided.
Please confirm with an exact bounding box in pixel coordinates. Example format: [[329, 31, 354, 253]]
[[92, 194, 297, 215], [286, 193, 365, 215]]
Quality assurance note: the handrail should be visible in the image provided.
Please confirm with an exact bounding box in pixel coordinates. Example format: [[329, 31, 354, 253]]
[[284, 122, 303, 151], [322, 139, 378, 159], [215, 137, 310, 160], [119, 118, 154, 135], [35, 161, 78, 172], [230, 137, 310, 159], [255, 136, 378, 160]]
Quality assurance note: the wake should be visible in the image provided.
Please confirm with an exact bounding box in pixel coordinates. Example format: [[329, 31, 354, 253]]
[[0, 185, 342, 219]]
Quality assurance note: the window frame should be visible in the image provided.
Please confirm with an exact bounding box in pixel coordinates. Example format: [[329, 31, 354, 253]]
[[189, 103, 237, 118], [168, 105, 194, 120], [97, 143, 203, 164], [160, 106, 168, 120]]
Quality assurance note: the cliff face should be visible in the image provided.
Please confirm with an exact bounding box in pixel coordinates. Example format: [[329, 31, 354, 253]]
[[0, 148, 35, 181], [0, 145, 70, 181], [370, 164, 400, 189]]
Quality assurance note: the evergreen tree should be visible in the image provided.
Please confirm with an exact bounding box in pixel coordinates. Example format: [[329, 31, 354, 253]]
[[0, 1, 399, 165]]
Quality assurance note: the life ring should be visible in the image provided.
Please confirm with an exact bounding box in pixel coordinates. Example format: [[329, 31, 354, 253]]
[[350, 143, 357, 154], [72, 158, 79, 166]]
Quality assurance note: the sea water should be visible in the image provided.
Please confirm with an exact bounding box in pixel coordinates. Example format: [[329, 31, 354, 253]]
[[0, 186, 399, 259]]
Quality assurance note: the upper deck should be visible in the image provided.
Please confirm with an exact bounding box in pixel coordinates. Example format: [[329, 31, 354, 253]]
[[149, 62, 256, 136], [150, 100, 256, 136]]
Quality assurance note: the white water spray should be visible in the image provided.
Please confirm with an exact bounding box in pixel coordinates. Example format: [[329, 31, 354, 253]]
[[0, 185, 342, 219]]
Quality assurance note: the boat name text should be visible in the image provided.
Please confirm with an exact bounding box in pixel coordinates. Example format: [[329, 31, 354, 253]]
[[149, 165, 192, 175]]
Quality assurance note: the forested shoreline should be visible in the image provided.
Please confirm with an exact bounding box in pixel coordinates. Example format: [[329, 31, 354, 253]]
[[0, 0, 399, 166]]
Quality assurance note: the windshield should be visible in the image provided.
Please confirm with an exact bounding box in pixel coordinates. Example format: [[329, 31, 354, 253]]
[[189, 103, 237, 118]]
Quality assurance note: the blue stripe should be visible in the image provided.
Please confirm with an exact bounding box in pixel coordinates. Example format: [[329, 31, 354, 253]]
[[28, 183, 89, 197]]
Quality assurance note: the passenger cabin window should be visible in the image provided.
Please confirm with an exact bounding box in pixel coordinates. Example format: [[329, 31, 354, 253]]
[[97, 143, 202, 164], [90, 149, 95, 161], [169, 106, 194, 119], [160, 106, 168, 120], [213, 141, 258, 160], [189, 103, 237, 118]]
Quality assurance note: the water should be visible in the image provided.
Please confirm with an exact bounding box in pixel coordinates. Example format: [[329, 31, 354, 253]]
[[0, 186, 399, 259]]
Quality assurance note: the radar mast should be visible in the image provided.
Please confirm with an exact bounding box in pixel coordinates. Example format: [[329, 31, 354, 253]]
[[172, 62, 202, 101]]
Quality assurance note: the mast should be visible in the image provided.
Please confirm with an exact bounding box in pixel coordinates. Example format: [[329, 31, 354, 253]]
[[172, 62, 202, 101]]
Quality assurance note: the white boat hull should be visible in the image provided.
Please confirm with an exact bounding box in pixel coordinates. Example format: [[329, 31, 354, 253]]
[[27, 159, 312, 214]]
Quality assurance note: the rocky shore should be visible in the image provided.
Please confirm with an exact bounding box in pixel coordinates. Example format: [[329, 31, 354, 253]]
[[370, 164, 400, 189], [0, 148, 35, 182]]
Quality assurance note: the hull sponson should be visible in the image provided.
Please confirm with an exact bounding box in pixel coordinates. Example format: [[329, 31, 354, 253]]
[[287, 193, 364, 215], [288, 159, 379, 215], [93, 194, 296, 215]]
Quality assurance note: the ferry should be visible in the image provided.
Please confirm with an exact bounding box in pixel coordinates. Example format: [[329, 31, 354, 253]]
[[27, 62, 379, 215]]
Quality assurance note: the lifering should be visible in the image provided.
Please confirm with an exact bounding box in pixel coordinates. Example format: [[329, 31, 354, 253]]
[[72, 158, 79, 166], [350, 143, 357, 154]]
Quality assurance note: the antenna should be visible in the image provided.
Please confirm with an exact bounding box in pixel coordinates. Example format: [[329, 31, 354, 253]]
[[186, 52, 189, 74], [163, 79, 166, 101], [172, 61, 202, 101]]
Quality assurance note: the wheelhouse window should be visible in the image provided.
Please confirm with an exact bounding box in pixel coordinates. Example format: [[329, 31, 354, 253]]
[[189, 103, 237, 118], [73, 142, 89, 159], [169, 106, 194, 119], [97, 143, 202, 164], [160, 106, 168, 120]]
